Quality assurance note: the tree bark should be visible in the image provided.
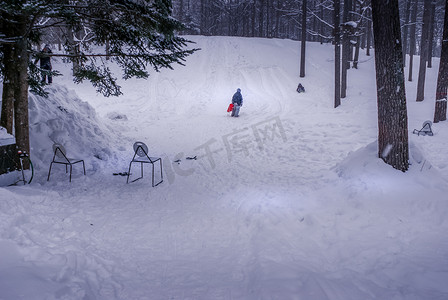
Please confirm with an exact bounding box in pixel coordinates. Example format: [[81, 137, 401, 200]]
[[13, 17, 31, 168], [341, 0, 351, 98], [1, 43, 15, 134], [334, 0, 341, 108], [320, 0, 324, 44], [366, 5, 372, 56], [408, 0, 418, 81], [402, 0, 412, 67], [416, 0, 432, 101], [371, 0, 409, 172], [433, 0, 448, 123], [300, 0, 307, 78], [427, 0, 436, 68]]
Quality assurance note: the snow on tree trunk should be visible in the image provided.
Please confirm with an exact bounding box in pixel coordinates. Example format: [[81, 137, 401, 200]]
[[371, 0, 409, 172]]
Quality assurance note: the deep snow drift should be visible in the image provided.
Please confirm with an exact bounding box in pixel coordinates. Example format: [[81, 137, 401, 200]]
[[1, 36, 448, 300]]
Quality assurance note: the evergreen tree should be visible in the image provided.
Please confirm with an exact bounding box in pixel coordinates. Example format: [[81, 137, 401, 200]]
[[0, 0, 197, 160]]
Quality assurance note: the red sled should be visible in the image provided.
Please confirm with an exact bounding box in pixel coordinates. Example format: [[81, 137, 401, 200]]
[[227, 103, 234, 112]]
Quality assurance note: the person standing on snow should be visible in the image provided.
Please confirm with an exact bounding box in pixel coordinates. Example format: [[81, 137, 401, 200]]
[[35, 44, 53, 84], [231, 88, 243, 117]]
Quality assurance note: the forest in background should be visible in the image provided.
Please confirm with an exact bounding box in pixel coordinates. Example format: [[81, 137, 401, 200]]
[[169, 0, 445, 59]]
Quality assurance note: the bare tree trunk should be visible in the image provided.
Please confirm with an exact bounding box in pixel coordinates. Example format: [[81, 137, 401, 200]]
[[66, 26, 80, 75], [300, 0, 307, 78], [200, 0, 206, 35], [14, 18, 31, 168], [0, 43, 15, 134], [334, 0, 341, 108], [371, 0, 409, 172], [179, 0, 184, 24], [106, 39, 110, 60], [416, 0, 432, 101], [366, 5, 372, 56], [408, 0, 418, 81], [266, 0, 270, 37], [434, 0, 448, 123], [251, 1, 256, 37], [320, 0, 324, 44], [427, 0, 436, 68], [353, 35, 360, 69], [402, 0, 412, 67], [341, 0, 351, 98], [259, 0, 264, 37]]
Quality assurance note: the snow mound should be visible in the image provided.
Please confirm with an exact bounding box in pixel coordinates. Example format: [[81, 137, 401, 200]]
[[28, 85, 120, 180], [334, 141, 446, 190], [335, 141, 436, 177]]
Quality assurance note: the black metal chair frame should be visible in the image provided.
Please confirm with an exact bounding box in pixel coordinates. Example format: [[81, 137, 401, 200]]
[[126, 142, 163, 186], [413, 120, 434, 136], [47, 144, 86, 182]]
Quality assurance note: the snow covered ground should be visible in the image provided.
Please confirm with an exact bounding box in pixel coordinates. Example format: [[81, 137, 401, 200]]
[[1, 36, 448, 300]]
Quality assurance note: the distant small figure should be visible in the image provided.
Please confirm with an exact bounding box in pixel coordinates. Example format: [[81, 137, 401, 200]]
[[296, 83, 305, 93], [231, 88, 243, 117], [35, 44, 53, 84]]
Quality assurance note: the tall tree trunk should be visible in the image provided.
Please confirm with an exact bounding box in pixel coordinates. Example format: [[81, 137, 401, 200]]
[[320, 0, 324, 44], [259, 0, 264, 37], [275, 0, 281, 38], [366, 5, 372, 56], [66, 27, 80, 75], [416, 0, 432, 101], [14, 18, 31, 168], [427, 0, 436, 68], [266, 0, 270, 37], [434, 0, 448, 123], [178, 0, 184, 24], [300, 0, 307, 78], [1, 44, 15, 134], [353, 35, 360, 69], [371, 0, 409, 172], [341, 0, 351, 98], [334, 0, 341, 108], [200, 0, 206, 35], [402, 0, 412, 67], [408, 0, 418, 81], [251, 1, 256, 37]]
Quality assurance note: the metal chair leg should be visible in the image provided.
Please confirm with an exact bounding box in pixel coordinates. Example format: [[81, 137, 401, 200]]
[[152, 164, 155, 187], [126, 162, 133, 183], [47, 162, 53, 181]]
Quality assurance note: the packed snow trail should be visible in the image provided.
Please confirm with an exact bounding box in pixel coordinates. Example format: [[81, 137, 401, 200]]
[[1, 36, 448, 300]]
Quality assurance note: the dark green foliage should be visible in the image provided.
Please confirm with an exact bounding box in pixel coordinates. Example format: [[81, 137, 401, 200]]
[[0, 0, 198, 97], [74, 63, 121, 97]]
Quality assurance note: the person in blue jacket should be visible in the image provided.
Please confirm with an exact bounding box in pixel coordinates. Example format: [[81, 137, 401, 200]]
[[231, 88, 243, 117]]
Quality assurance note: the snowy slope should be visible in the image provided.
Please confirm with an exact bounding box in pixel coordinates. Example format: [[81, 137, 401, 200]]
[[0, 36, 448, 300]]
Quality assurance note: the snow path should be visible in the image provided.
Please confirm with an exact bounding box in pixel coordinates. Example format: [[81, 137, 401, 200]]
[[1, 36, 448, 299]]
